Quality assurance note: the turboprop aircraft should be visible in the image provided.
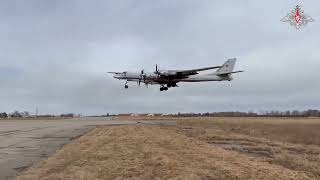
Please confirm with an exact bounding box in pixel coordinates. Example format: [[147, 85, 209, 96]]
[[108, 58, 243, 91]]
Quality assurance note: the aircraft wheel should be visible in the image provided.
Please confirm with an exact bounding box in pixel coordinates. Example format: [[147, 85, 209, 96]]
[[160, 87, 163, 91], [164, 87, 168, 91], [125, 85, 128, 89]]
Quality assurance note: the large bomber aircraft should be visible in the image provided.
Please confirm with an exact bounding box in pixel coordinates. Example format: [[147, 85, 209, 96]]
[[108, 58, 243, 91]]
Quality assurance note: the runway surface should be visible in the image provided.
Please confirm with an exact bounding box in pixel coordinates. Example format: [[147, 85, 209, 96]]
[[0, 117, 135, 180]]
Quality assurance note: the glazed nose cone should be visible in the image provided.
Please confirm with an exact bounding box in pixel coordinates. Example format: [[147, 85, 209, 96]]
[[113, 74, 121, 79]]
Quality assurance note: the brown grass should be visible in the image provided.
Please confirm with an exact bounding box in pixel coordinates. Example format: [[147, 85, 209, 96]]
[[112, 115, 191, 121], [17, 117, 320, 179], [177, 117, 320, 178], [177, 117, 320, 146]]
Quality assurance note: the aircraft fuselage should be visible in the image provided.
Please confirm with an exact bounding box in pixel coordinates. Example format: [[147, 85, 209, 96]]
[[109, 58, 242, 91], [116, 73, 231, 83]]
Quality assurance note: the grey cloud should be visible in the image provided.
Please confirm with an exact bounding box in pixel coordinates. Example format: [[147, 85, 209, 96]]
[[0, 0, 319, 114]]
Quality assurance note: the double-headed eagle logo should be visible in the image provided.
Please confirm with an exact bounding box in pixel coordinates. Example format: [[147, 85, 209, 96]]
[[281, 5, 315, 29]]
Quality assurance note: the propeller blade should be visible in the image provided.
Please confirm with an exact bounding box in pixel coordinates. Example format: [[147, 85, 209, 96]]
[[155, 64, 160, 78]]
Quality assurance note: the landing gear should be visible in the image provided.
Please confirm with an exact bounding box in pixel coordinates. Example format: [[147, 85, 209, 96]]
[[124, 81, 128, 89], [167, 82, 177, 88], [160, 86, 168, 91]]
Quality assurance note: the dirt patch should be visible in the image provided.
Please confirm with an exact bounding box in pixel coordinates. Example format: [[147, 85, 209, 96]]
[[17, 124, 312, 180]]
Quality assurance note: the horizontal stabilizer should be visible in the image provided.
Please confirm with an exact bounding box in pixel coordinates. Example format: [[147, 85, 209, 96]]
[[229, 70, 244, 74]]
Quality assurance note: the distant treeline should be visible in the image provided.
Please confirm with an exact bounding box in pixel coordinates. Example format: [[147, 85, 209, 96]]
[[0, 111, 79, 119], [0, 112, 8, 118], [1, 110, 320, 119], [172, 110, 320, 117]]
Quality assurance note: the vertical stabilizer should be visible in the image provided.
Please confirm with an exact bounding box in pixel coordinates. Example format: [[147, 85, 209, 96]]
[[216, 58, 236, 75]]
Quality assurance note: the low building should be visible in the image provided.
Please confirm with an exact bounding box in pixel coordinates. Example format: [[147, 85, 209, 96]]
[[131, 113, 139, 117], [147, 113, 155, 117]]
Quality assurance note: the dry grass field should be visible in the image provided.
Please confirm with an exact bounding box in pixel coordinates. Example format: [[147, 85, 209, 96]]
[[17, 117, 320, 179], [177, 117, 320, 178]]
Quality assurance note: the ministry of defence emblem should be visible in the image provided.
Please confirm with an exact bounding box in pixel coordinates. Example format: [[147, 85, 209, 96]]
[[281, 5, 315, 29]]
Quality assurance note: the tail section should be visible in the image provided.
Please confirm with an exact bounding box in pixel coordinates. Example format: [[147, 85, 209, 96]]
[[216, 58, 237, 75]]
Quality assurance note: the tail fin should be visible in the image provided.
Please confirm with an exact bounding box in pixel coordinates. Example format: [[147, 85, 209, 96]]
[[216, 58, 237, 75]]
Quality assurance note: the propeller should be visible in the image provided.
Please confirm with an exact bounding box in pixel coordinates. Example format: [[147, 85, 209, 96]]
[[138, 69, 146, 86], [155, 64, 160, 78]]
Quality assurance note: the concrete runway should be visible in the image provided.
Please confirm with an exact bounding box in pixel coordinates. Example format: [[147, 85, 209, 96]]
[[0, 117, 136, 180]]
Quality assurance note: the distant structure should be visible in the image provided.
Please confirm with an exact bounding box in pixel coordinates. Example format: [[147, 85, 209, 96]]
[[130, 113, 139, 117], [21, 111, 30, 118], [60, 113, 74, 118], [147, 113, 155, 117]]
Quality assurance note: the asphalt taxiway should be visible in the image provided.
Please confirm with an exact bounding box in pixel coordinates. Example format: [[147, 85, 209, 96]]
[[0, 117, 136, 180]]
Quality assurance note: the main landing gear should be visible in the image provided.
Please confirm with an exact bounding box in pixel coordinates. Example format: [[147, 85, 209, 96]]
[[167, 82, 177, 88], [160, 85, 168, 91], [160, 83, 177, 91]]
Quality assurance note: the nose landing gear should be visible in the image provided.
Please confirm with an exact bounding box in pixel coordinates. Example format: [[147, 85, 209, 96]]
[[124, 81, 128, 89]]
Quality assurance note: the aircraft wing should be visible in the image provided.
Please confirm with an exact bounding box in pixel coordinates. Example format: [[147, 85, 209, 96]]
[[107, 71, 126, 74], [176, 66, 222, 74], [160, 66, 222, 78]]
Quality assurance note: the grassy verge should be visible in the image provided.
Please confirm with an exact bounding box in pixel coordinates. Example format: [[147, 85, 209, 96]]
[[177, 117, 320, 178], [16, 124, 311, 180], [17, 117, 320, 179]]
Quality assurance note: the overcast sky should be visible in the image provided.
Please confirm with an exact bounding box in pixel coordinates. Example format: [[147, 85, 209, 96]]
[[0, 1, 319, 115]]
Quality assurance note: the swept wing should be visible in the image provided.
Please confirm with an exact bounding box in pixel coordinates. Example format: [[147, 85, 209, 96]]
[[157, 66, 222, 78]]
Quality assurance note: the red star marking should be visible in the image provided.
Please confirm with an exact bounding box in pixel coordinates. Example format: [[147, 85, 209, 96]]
[[295, 8, 301, 23]]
